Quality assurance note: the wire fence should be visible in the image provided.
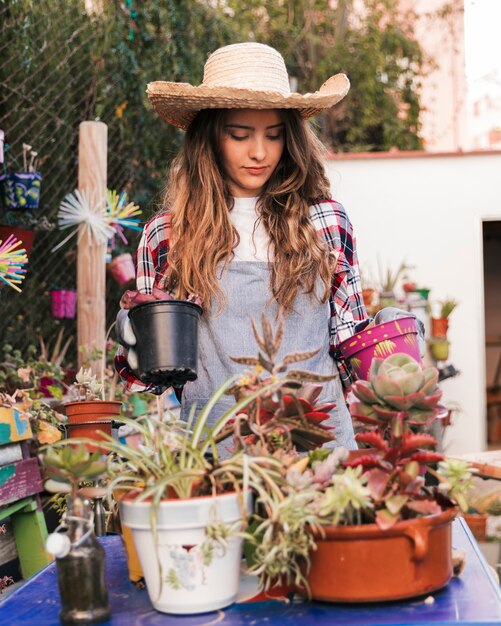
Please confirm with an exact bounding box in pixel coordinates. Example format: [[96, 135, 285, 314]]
[[0, 0, 235, 364], [0, 0, 125, 361]]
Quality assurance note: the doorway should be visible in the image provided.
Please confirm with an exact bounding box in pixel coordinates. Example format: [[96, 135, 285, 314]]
[[483, 220, 501, 447]]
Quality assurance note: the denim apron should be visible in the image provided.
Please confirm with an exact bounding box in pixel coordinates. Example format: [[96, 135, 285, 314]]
[[180, 261, 356, 451]]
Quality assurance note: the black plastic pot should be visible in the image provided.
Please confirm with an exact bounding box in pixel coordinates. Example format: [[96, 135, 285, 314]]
[[128, 299, 202, 387]]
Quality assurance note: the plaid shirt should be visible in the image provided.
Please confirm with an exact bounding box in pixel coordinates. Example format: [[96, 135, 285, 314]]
[[115, 199, 370, 393]]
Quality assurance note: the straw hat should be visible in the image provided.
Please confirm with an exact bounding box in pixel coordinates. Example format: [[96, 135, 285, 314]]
[[147, 42, 350, 130]]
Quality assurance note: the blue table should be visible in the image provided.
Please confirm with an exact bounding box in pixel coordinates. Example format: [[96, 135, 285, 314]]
[[1, 518, 501, 625]]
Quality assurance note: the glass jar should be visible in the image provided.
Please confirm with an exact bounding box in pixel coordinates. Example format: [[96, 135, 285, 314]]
[[52, 496, 110, 625]]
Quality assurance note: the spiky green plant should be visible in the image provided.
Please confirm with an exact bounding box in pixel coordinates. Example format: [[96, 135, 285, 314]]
[[218, 312, 337, 453]]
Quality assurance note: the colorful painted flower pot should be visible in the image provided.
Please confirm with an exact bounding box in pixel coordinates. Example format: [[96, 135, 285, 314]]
[[339, 316, 420, 381], [0, 171, 42, 210], [51, 289, 77, 319], [107, 253, 135, 286]]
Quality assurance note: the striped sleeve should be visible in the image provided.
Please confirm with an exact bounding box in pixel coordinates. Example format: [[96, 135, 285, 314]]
[[310, 199, 371, 388], [114, 212, 172, 394]]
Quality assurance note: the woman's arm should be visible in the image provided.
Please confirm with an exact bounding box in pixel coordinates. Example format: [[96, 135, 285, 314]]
[[114, 213, 172, 395], [310, 199, 371, 389]]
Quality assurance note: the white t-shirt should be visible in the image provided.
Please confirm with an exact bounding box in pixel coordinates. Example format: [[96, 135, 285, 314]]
[[229, 197, 273, 262]]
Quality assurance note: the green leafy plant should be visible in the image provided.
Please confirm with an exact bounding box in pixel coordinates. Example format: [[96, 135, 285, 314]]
[[42, 443, 107, 498], [377, 260, 413, 294], [439, 298, 459, 319]]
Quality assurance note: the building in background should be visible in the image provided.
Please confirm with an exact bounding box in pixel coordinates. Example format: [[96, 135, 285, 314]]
[[469, 70, 501, 150], [400, 0, 468, 152]]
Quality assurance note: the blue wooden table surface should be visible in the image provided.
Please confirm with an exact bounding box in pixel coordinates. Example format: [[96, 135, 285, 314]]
[[1, 518, 501, 625]]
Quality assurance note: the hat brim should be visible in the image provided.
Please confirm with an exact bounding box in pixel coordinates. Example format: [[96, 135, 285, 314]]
[[146, 73, 350, 130]]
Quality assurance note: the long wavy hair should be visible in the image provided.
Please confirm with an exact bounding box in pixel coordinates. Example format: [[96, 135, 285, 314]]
[[163, 108, 334, 313]]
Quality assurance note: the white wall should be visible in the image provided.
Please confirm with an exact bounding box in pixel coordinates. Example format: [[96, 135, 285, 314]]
[[326, 151, 501, 454]]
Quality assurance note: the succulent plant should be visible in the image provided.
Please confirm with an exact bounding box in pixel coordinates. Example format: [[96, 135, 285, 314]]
[[73, 366, 104, 401], [216, 312, 337, 452], [42, 443, 107, 497], [350, 353, 442, 434]]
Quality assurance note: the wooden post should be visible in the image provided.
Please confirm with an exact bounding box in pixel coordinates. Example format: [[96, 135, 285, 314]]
[[77, 121, 107, 371]]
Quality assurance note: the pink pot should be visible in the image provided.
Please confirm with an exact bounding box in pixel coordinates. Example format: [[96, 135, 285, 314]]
[[339, 316, 420, 380], [51, 289, 77, 319], [107, 253, 135, 286]]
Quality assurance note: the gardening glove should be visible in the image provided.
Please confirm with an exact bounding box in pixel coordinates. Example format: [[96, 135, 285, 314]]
[[374, 307, 426, 358], [116, 308, 138, 371]]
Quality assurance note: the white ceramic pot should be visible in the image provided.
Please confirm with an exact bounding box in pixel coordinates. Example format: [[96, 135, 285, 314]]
[[120, 490, 251, 614]]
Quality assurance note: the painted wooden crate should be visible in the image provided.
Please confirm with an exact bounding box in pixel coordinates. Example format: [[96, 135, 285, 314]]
[[0, 458, 44, 508], [0, 406, 33, 446]]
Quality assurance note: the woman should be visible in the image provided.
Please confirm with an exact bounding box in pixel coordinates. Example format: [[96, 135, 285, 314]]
[[116, 42, 371, 450]]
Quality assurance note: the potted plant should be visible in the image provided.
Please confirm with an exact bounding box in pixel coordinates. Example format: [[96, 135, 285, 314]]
[[63, 367, 122, 451], [42, 444, 110, 624], [376, 260, 412, 308], [244, 353, 471, 602], [458, 473, 501, 542], [95, 379, 285, 615], [431, 297, 458, 338], [80, 314, 336, 615], [428, 337, 450, 362], [107, 251, 136, 286], [0, 144, 42, 212], [338, 316, 421, 380], [121, 289, 203, 387], [0, 342, 68, 448], [50, 287, 77, 320]]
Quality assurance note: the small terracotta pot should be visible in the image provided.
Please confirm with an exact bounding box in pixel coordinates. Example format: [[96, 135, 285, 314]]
[[362, 288, 375, 308], [304, 508, 456, 602], [431, 317, 449, 338], [64, 400, 122, 452], [463, 513, 487, 542]]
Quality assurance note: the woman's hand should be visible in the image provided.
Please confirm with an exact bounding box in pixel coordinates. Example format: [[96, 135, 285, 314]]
[[374, 307, 426, 357]]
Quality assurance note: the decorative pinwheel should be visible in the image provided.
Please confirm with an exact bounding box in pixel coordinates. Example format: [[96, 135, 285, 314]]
[[0, 234, 28, 292], [54, 188, 142, 252]]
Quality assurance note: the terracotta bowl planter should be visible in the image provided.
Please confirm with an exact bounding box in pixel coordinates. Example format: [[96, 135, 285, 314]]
[[304, 507, 456, 603], [64, 400, 122, 452]]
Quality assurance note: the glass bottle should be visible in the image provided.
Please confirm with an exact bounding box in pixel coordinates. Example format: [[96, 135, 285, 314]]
[[53, 495, 110, 625]]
